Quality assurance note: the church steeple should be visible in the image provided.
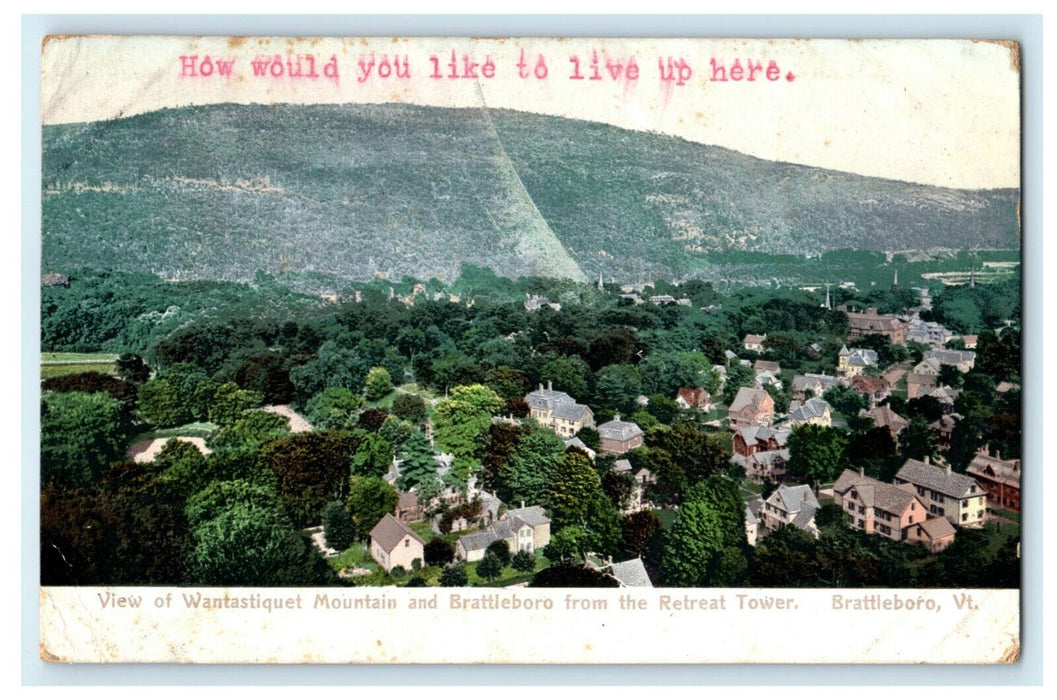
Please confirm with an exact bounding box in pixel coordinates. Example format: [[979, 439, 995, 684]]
[[892, 269, 898, 293], [598, 270, 604, 292]]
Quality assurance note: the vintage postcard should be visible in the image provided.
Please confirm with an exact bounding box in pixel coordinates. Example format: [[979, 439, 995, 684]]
[[38, 35, 1021, 664]]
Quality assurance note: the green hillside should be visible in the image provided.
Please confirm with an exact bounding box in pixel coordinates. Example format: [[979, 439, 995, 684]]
[[42, 103, 1019, 288]]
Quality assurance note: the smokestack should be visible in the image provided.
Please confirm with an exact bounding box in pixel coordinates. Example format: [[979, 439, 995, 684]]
[[548, 380, 552, 391]]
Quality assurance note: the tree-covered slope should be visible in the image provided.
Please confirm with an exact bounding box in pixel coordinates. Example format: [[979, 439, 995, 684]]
[[42, 103, 1019, 287]]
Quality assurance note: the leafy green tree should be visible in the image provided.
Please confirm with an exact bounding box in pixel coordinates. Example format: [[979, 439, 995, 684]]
[[321, 501, 356, 551], [594, 363, 643, 413], [547, 450, 602, 531], [439, 563, 468, 587], [646, 395, 679, 425], [574, 426, 600, 451], [823, 385, 869, 418], [138, 378, 190, 428], [847, 427, 899, 481], [391, 393, 428, 426], [587, 327, 642, 370], [209, 410, 290, 451], [365, 366, 394, 401], [750, 524, 821, 587], [621, 510, 660, 558], [450, 384, 504, 414], [189, 378, 221, 422], [185, 479, 283, 528], [529, 563, 620, 587], [347, 475, 399, 533], [786, 424, 848, 488], [899, 416, 939, 462], [261, 432, 358, 527], [209, 382, 264, 426], [41, 391, 129, 486], [582, 490, 625, 557], [476, 552, 504, 582], [397, 430, 438, 489], [304, 387, 363, 431], [684, 476, 748, 549], [41, 463, 191, 585], [432, 385, 501, 483], [152, 438, 208, 495], [905, 395, 945, 422], [188, 503, 330, 586], [709, 546, 748, 586], [484, 366, 531, 401], [760, 380, 790, 413], [660, 500, 725, 586], [351, 432, 394, 478], [116, 353, 151, 383], [424, 538, 455, 567], [511, 550, 536, 573], [722, 363, 755, 404], [486, 540, 512, 567], [506, 426, 566, 506], [976, 330, 1019, 382], [544, 526, 588, 562], [646, 423, 730, 487], [539, 356, 592, 402], [378, 416, 415, 451]]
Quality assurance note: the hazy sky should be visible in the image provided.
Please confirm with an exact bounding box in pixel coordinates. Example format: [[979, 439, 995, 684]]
[[41, 36, 1020, 189]]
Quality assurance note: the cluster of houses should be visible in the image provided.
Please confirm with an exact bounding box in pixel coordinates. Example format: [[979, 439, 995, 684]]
[[744, 451, 1016, 554], [355, 282, 1018, 583]]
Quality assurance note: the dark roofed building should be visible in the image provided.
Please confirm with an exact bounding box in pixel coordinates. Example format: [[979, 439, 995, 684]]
[[525, 382, 595, 437], [838, 305, 908, 345], [597, 415, 644, 455], [966, 449, 1021, 512], [894, 458, 987, 527]]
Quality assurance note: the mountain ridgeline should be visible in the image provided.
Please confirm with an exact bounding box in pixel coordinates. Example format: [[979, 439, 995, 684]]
[[42, 103, 1020, 288]]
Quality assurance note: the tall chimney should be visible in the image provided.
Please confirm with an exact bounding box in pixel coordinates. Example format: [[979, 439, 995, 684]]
[[924, 456, 930, 465], [548, 380, 552, 391]]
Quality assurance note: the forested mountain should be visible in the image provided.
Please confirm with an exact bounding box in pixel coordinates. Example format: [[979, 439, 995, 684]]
[[43, 103, 1019, 287]]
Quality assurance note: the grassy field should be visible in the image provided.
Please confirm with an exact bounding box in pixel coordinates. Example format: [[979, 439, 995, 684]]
[[40, 352, 120, 379]]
